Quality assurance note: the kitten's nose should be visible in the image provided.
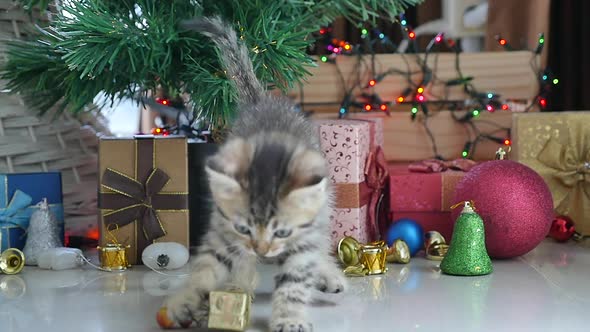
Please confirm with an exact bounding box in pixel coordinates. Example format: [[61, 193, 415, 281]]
[[254, 242, 270, 256]]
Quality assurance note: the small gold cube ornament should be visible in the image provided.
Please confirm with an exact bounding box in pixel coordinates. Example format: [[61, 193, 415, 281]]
[[208, 290, 251, 331]]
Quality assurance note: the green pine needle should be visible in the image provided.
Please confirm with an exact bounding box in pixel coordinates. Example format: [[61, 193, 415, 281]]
[[4, 0, 423, 132]]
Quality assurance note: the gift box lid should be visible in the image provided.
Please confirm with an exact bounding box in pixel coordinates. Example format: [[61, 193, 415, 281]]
[[388, 163, 465, 212], [100, 135, 187, 141]]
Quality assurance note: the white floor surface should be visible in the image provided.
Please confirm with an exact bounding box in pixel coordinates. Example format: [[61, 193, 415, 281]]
[[1, 240, 588, 332]]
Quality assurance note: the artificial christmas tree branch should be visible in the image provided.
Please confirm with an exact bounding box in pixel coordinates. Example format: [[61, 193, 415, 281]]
[[2, 0, 422, 136]]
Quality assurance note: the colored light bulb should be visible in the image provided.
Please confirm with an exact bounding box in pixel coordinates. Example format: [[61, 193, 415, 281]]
[[396, 96, 405, 103], [539, 37, 545, 44], [364, 104, 372, 111], [333, 47, 340, 53], [361, 28, 368, 35], [344, 44, 351, 50], [380, 104, 387, 111], [401, 19, 407, 26], [369, 79, 377, 87], [408, 31, 416, 39], [502, 104, 509, 110], [499, 38, 507, 46], [504, 139, 511, 146], [339, 107, 346, 114], [411, 107, 418, 114], [472, 109, 480, 116], [434, 33, 443, 43], [379, 33, 385, 39], [417, 94, 425, 102], [487, 93, 493, 99], [486, 105, 494, 112], [462, 151, 468, 157], [320, 56, 328, 62], [553, 78, 559, 85], [417, 87, 424, 94], [327, 45, 334, 51], [539, 98, 547, 107], [319, 28, 326, 35]]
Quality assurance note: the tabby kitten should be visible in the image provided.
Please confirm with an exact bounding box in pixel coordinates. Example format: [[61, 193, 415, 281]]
[[163, 17, 346, 332]]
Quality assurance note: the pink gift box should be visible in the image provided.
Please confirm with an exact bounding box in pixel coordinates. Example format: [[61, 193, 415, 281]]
[[316, 118, 387, 248]]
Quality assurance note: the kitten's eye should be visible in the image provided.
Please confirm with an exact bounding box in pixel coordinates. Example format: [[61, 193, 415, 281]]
[[274, 229, 292, 238], [234, 224, 251, 235]]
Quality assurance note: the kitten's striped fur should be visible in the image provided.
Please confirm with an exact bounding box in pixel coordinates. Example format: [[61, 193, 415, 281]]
[[164, 17, 346, 331]]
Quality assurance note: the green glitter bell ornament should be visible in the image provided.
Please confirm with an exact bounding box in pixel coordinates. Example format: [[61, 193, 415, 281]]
[[440, 201, 493, 276]]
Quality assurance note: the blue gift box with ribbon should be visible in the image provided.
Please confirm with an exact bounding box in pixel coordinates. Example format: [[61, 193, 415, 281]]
[[0, 172, 64, 252]]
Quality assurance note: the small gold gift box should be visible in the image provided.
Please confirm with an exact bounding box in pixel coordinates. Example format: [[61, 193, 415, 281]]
[[208, 290, 251, 331]]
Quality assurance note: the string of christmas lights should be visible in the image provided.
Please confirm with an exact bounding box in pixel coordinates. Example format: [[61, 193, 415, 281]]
[[316, 17, 555, 159]]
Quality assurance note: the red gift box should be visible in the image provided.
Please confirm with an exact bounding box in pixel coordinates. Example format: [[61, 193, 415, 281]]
[[387, 160, 475, 240]]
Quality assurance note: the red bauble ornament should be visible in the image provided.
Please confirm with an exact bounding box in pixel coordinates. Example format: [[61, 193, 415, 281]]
[[549, 216, 576, 242], [452, 160, 554, 259]]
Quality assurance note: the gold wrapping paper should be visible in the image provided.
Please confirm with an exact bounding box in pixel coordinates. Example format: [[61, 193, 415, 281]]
[[208, 290, 251, 331], [98, 137, 189, 264], [513, 112, 590, 235]]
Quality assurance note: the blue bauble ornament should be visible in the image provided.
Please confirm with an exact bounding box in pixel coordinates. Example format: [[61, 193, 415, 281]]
[[386, 219, 424, 256]]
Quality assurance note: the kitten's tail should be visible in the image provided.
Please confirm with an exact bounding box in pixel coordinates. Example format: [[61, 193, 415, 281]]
[[181, 16, 263, 105]]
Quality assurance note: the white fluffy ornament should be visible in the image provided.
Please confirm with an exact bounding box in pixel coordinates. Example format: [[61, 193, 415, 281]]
[[22, 199, 62, 265], [37, 248, 85, 270], [142, 242, 189, 270]]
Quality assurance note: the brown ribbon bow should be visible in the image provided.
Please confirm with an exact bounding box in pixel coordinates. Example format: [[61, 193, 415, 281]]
[[100, 167, 187, 242], [537, 122, 590, 225], [333, 146, 389, 240], [408, 158, 477, 173], [363, 146, 389, 240]]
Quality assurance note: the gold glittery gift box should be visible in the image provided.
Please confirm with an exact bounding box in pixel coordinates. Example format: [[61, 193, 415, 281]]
[[513, 112, 590, 235], [98, 136, 189, 265], [208, 290, 251, 331]]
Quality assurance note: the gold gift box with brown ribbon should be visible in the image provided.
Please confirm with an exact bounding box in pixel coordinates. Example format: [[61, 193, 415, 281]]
[[98, 136, 189, 265], [513, 112, 590, 235]]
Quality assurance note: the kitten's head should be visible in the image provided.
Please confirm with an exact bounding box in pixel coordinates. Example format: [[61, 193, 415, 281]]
[[205, 135, 328, 258]]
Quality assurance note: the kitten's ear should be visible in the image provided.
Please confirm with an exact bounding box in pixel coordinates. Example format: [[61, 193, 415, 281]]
[[205, 138, 251, 206], [205, 165, 242, 201], [282, 177, 329, 221], [287, 149, 327, 190]]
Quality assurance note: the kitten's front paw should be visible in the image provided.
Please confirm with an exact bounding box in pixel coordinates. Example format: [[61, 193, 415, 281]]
[[158, 291, 208, 329], [270, 318, 313, 332], [316, 272, 346, 294]]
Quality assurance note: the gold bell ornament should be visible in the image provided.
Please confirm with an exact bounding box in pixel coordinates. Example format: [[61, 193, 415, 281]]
[[337, 236, 410, 277], [0, 248, 25, 274], [424, 231, 449, 261]]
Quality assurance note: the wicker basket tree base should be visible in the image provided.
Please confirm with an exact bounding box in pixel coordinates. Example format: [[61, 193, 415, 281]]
[[1, 0, 109, 246]]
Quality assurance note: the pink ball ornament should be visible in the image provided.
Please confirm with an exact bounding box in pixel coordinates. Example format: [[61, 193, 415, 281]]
[[452, 160, 554, 259]]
